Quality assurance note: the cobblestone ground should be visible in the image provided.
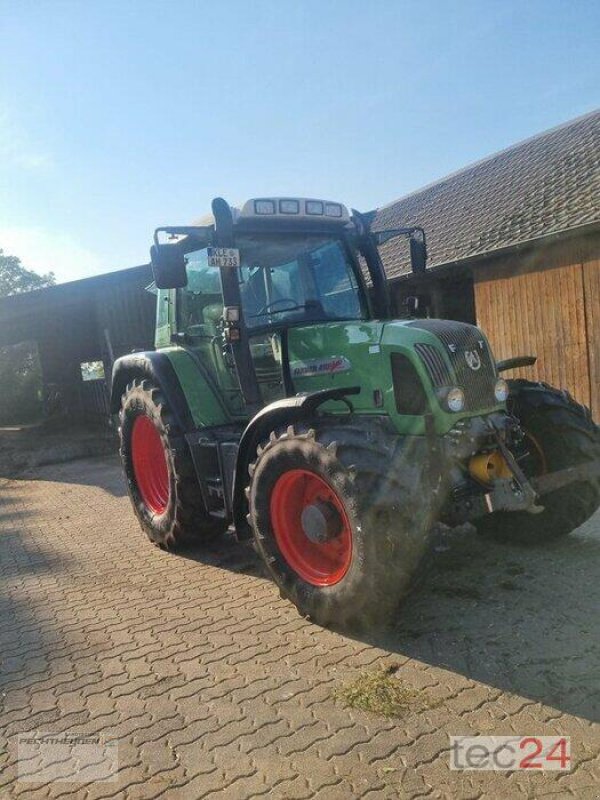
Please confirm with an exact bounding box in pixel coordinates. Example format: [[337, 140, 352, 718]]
[[1, 454, 599, 799]]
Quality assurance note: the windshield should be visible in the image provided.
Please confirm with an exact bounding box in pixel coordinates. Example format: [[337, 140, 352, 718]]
[[235, 234, 367, 330]]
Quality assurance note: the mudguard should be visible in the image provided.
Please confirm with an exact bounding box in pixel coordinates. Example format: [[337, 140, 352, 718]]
[[232, 386, 360, 539], [110, 351, 195, 432]]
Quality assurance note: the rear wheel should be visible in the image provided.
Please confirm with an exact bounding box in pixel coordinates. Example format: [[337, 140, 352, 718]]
[[119, 378, 226, 548], [477, 380, 600, 543], [247, 421, 437, 629]]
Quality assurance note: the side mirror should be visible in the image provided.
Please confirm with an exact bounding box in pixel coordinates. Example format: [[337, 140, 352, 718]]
[[150, 243, 188, 290], [409, 230, 427, 275]]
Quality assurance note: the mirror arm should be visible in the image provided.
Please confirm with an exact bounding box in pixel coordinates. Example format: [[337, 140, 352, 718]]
[[373, 226, 425, 244], [370, 224, 427, 275], [153, 225, 213, 247]]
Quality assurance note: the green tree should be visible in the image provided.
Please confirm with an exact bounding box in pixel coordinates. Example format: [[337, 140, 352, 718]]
[[0, 248, 55, 297], [0, 248, 54, 423]]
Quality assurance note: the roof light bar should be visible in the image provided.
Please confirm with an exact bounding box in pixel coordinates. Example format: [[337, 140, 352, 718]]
[[239, 198, 350, 223]]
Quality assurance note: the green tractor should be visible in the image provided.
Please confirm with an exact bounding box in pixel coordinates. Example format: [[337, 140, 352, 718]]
[[111, 197, 600, 628]]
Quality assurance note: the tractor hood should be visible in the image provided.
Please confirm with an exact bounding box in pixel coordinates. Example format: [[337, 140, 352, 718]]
[[381, 318, 501, 414]]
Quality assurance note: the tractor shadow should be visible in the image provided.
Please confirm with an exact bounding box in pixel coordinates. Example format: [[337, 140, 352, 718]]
[[174, 531, 266, 578], [177, 512, 600, 722], [0, 422, 123, 496], [363, 515, 600, 723], [0, 530, 78, 695]]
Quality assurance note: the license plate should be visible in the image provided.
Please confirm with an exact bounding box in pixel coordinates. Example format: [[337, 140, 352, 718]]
[[207, 247, 240, 268]]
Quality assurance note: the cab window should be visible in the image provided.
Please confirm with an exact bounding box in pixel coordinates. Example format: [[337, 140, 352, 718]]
[[237, 235, 366, 330], [310, 241, 363, 319], [177, 249, 224, 338]]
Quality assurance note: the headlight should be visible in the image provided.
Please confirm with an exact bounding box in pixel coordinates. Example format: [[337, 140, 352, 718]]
[[494, 378, 509, 403], [446, 387, 465, 413]]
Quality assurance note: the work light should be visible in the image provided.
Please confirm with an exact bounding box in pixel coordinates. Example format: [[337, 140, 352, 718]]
[[254, 199, 276, 215], [224, 306, 240, 322], [324, 203, 343, 218], [279, 199, 300, 214]]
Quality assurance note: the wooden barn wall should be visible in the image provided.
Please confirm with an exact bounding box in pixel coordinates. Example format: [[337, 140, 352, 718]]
[[474, 234, 600, 420], [582, 238, 600, 421]]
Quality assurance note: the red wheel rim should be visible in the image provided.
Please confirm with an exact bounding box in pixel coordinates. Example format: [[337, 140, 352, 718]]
[[131, 415, 170, 514], [270, 469, 352, 586]]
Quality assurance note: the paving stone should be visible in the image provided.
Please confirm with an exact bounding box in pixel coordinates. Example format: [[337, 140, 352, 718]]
[[0, 454, 598, 798]]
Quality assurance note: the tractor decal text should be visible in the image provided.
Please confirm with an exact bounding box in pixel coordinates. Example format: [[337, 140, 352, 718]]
[[290, 356, 352, 378]]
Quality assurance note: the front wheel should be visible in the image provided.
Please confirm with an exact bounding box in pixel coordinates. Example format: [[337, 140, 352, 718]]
[[477, 380, 600, 543], [247, 422, 437, 629], [119, 378, 226, 548]]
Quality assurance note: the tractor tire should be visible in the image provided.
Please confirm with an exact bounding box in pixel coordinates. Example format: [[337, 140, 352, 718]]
[[247, 421, 438, 629], [477, 380, 600, 544], [119, 378, 226, 548]]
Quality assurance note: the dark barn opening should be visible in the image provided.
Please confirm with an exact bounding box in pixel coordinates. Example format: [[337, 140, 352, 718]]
[[0, 265, 155, 425]]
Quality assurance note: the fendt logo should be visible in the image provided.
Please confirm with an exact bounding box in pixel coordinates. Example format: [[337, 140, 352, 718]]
[[464, 349, 482, 371]]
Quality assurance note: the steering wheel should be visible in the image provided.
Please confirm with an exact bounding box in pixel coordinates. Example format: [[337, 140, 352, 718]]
[[256, 297, 298, 316]]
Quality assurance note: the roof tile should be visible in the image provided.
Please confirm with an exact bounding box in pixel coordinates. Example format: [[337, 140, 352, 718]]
[[372, 110, 600, 277]]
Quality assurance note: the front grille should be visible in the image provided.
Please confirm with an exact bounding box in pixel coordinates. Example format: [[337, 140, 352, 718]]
[[414, 343, 452, 387], [408, 320, 497, 411]]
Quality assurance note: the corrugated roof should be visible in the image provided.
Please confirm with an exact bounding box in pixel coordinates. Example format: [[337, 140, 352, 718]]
[[371, 109, 600, 278], [0, 263, 151, 311]]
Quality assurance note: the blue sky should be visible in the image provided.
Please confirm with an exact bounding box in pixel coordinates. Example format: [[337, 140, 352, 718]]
[[0, 0, 598, 283]]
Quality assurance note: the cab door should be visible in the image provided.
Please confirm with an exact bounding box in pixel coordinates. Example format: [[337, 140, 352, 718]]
[[175, 248, 245, 414], [240, 263, 288, 405]]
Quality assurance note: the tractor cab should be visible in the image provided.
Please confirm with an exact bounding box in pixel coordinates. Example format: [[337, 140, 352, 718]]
[[151, 196, 426, 415]]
